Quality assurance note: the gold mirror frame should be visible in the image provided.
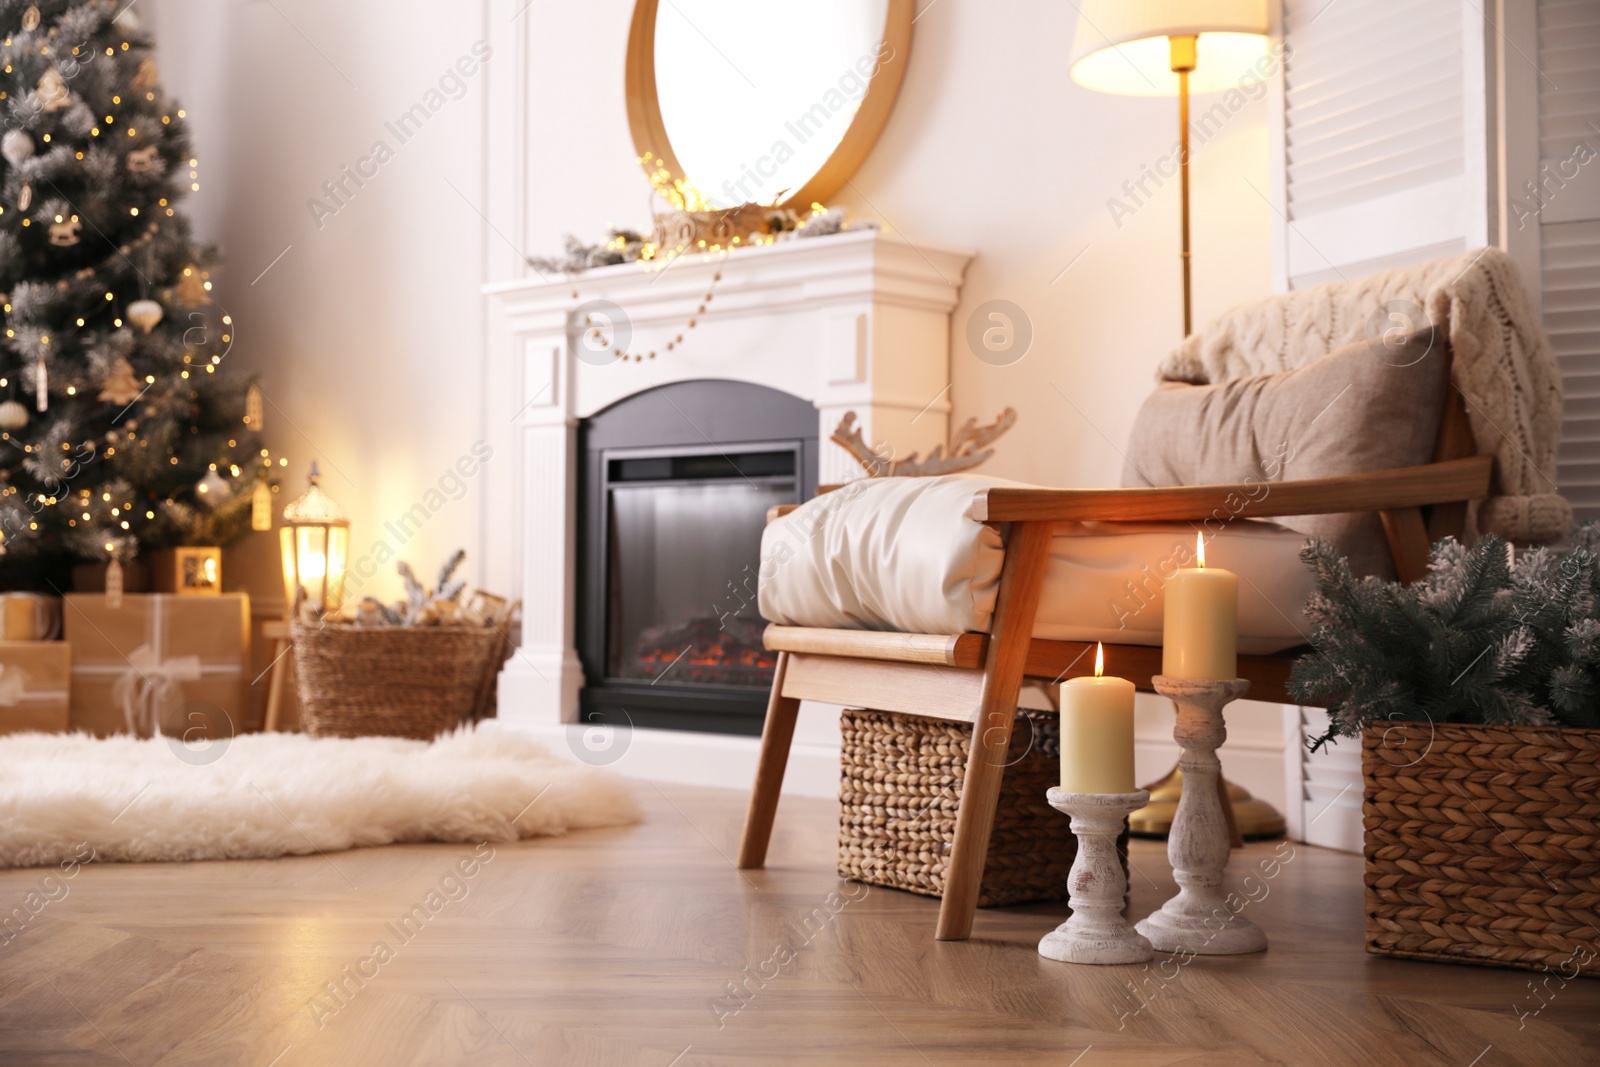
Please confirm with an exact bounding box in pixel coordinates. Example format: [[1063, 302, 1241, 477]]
[[624, 0, 914, 212]]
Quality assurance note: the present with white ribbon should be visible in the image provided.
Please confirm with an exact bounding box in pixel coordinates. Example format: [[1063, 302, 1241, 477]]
[[0, 642, 71, 734], [0, 593, 62, 641], [65, 594, 248, 738]]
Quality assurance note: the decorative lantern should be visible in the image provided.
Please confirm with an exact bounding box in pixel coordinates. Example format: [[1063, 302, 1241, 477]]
[[279, 462, 349, 617]]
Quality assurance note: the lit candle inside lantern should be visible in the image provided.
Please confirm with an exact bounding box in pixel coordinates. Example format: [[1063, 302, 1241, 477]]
[[1058, 643, 1137, 794], [1162, 532, 1238, 680]]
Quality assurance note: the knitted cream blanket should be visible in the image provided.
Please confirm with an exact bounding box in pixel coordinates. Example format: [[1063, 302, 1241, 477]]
[[1157, 247, 1570, 542]]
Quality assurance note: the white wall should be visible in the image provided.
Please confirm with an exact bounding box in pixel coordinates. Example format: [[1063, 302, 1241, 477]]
[[148, 0, 491, 612]]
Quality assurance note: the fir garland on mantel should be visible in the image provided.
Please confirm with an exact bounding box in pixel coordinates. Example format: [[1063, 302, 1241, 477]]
[[1290, 531, 1600, 750]]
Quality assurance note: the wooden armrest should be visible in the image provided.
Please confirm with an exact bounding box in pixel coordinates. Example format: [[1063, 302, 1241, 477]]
[[967, 456, 1493, 523], [765, 624, 987, 668]]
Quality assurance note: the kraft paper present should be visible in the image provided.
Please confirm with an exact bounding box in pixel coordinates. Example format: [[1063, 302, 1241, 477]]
[[0, 642, 71, 735], [64, 594, 249, 739], [1, 593, 62, 641]]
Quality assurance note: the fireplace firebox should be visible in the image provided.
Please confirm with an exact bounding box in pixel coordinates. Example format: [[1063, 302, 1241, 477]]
[[577, 380, 818, 735]]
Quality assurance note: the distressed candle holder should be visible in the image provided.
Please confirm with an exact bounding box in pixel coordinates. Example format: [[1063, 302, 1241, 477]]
[[1136, 676, 1267, 955], [1038, 788, 1152, 965]]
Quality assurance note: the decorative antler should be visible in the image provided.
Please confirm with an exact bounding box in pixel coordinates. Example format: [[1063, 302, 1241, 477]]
[[831, 407, 1018, 479]]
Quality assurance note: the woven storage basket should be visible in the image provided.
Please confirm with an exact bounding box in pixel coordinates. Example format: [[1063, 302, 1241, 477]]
[[292, 623, 503, 740], [1363, 720, 1600, 977], [839, 707, 1086, 907]]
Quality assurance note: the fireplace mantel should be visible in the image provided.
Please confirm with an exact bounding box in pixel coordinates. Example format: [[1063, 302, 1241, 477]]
[[481, 229, 972, 782]]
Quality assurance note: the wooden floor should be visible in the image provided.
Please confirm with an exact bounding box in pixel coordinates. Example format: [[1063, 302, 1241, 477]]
[[1, 783, 1596, 1066]]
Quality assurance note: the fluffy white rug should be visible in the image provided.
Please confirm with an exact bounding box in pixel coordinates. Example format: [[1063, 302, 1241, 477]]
[[0, 724, 640, 869]]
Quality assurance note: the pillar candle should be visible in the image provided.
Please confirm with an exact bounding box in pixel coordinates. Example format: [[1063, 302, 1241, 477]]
[[1162, 532, 1238, 680], [1058, 643, 1136, 794]]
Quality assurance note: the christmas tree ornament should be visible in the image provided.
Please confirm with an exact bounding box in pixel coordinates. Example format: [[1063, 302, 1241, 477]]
[[98, 357, 142, 405], [33, 358, 46, 412], [196, 468, 228, 503], [105, 556, 124, 610], [21, 5, 40, 31], [245, 383, 264, 428], [17, 183, 31, 210], [113, 5, 140, 32], [126, 146, 159, 174], [48, 215, 82, 246], [0, 400, 27, 431], [132, 56, 159, 92], [176, 267, 211, 307], [126, 298, 164, 332], [2, 129, 33, 166], [35, 67, 70, 112], [251, 478, 272, 531]]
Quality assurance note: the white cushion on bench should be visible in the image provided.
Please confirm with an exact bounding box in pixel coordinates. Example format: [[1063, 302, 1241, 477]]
[[758, 475, 1316, 654]]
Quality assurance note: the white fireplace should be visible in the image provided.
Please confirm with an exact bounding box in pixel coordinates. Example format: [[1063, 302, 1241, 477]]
[[481, 229, 971, 790]]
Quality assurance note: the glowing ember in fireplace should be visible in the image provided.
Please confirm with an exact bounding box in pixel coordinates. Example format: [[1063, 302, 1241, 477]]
[[632, 615, 775, 687]]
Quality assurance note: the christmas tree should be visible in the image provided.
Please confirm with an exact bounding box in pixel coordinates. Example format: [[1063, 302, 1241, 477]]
[[0, 0, 277, 590], [1288, 532, 1600, 750]]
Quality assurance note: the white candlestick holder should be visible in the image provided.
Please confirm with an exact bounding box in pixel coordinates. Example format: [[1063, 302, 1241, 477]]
[[1038, 788, 1152, 965], [1135, 676, 1267, 955]]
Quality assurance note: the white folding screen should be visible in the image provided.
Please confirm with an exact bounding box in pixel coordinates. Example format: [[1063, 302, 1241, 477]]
[[1273, 0, 1488, 291], [1518, 0, 1600, 520]]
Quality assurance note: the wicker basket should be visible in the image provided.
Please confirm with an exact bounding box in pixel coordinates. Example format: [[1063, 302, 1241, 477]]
[[1363, 720, 1600, 977], [840, 707, 1091, 907], [292, 623, 504, 740]]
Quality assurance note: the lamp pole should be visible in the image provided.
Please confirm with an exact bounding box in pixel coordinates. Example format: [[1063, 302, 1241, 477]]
[[1170, 35, 1197, 338]]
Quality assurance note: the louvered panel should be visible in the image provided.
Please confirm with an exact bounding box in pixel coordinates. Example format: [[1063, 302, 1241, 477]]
[[1285, 48, 1460, 139], [1286, 21, 1457, 96], [1285, 22, 1458, 100], [1538, 0, 1600, 160], [1282, 0, 1463, 222], [1546, 220, 1600, 519], [1286, 80, 1461, 170], [1297, 708, 1361, 853], [1287, 137, 1462, 215]]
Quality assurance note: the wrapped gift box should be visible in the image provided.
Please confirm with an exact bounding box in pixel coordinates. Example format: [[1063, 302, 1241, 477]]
[[0, 642, 71, 734], [64, 594, 249, 739], [0, 593, 61, 640]]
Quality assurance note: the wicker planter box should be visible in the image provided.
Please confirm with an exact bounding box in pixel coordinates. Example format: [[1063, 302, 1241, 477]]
[[1363, 720, 1600, 977], [292, 623, 503, 740], [840, 708, 1096, 907]]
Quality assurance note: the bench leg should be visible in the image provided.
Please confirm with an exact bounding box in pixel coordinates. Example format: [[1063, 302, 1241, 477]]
[[936, 522, 1054, 941], [738, 652, 801, 869]]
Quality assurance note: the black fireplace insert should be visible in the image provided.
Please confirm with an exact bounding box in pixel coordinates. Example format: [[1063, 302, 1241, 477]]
[[577, 380, 818, 735]]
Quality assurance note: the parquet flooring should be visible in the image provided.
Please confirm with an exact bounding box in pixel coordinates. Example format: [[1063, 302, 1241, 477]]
[[1, 782, 1595, 1065]]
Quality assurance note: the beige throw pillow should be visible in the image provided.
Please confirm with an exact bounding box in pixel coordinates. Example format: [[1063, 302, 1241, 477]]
[[1121, 331, 1450, 578]]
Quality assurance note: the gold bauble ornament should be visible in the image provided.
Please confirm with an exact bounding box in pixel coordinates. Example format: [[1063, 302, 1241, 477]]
[[18, 182, 31, 210], [0, 399, 27, 431], [126, 299, 163, 333], [21, 5, 39, 31], [35, 66, 70, 112], [97, 357, 142, 406]]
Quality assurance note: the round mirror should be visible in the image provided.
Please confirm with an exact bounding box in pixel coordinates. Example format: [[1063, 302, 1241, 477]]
[[625, 0, 913, 211]]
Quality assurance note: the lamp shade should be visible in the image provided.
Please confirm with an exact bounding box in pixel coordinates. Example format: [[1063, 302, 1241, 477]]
[[1070, 0, 1269, 96]]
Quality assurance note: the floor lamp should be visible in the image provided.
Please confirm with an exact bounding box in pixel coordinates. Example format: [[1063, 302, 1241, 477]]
[[1069, 1, 1285, 839], [1069, 0, 1270, 336]]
